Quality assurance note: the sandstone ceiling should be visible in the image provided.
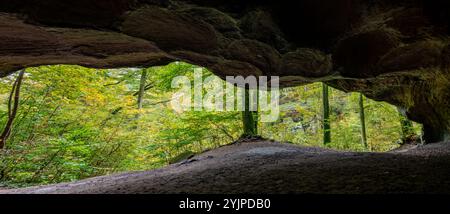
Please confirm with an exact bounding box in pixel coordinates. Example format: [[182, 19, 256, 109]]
[[0, 0, 448, 142]]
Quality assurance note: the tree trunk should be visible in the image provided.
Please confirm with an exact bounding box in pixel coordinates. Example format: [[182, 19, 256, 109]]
[[322, 83, 331, 145], [359, 93, 368, 148], [135, 69, 148, 121], [252, 111, 258, 135], [137, 69, 148, 110], [242, 86, 256, 137], [252, 86, 259, 135], [0, 70, 25, 149]]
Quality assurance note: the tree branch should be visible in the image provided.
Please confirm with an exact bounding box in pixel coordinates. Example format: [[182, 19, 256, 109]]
[[0, 70, 25, 149]]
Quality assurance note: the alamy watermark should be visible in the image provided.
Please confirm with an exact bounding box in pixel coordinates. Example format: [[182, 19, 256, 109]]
[[170, 68, 280, 122]]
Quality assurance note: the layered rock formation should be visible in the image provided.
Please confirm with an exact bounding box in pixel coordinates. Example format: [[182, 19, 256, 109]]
[[0, 0, 448, 142]]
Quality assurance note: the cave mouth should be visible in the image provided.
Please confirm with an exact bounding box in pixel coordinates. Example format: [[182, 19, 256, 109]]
[[0, 0, 449, 195], [0, 63, 425, 189], [0, 0, 448, 145]]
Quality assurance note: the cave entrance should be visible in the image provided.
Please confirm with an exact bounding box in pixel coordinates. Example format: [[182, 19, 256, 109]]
[[0, 63, 422, 188]]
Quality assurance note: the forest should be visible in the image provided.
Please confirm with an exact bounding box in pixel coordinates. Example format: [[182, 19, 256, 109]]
[[0, 63, 422, 188]]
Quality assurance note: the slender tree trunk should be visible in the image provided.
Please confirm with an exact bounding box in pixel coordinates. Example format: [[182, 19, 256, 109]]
[[252, 111, 258, 135], [242, 86, 256, 137], [322, 83, 331, 144], [0, 70, 25, 149], [135, 69, 148, 120], [252, 86, 259, 135], [359, 93, 368, 148], [137, 69, 148, 110]]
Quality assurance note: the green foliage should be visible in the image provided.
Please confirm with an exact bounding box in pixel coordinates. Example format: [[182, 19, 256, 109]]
[[261, 84, 422, 152], [0, 64, 241, 186]]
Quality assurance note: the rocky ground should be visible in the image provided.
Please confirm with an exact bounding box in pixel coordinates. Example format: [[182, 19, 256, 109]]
[[2, 139, 450, 194]]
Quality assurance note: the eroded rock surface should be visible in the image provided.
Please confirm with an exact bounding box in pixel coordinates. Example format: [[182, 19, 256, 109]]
[[3, 140, 450, 194], [0, 0, 449, 142]]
